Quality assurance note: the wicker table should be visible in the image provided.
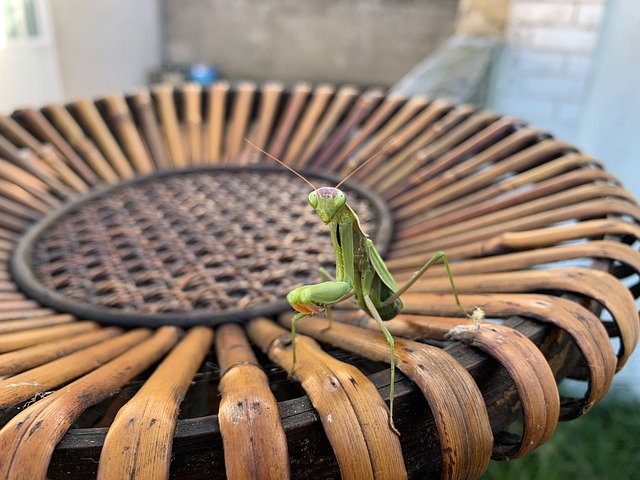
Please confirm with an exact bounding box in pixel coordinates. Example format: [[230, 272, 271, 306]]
[[0, 81, 638, 479]]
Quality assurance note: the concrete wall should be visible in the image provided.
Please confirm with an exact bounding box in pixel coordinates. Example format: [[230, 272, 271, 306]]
[[164, 0, 460, 86], [50, 0, 162, 99]]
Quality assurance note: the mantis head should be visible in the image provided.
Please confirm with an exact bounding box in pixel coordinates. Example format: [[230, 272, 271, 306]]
[[308, 187, 347, 223]]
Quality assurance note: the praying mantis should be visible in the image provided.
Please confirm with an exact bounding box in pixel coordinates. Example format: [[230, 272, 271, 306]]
[[247, 140, 474, 434]]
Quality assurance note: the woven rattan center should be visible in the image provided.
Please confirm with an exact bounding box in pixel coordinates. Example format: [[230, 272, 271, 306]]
[[11, 166, 392, 327]]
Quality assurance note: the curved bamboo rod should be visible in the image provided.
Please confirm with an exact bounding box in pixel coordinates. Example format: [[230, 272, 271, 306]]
[[284, 314, 493, 480], [248, 317, 407, 480], [98, 326, 212, 479], [216, 322, 290, 479], [0, 326, 180, 479]]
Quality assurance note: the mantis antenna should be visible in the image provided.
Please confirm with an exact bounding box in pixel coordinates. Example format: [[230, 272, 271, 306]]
[[245, 137, 397, 191], [244, 139, 317, 191], [335, 138, 397, 189]]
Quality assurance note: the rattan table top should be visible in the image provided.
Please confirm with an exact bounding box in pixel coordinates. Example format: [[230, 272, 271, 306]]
[[11, 166, 392, 326]]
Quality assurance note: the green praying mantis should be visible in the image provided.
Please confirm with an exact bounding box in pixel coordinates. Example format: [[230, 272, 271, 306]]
[[247, 140, 475, 434]]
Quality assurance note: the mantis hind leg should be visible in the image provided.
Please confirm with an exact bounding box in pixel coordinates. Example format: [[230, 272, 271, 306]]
[[318, 267, 336, 331], [362, 294, 400, 436], [382, 251, 468, 317]]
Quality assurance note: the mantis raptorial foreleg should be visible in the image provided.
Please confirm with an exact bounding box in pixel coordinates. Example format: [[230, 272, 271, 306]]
[[289, 281, 353, 367]]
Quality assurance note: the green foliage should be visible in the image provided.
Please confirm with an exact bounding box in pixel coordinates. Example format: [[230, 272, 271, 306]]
[[482, 397, 640, 480]]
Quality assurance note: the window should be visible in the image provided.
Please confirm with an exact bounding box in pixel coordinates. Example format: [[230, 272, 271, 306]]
[[1, 0, 46, 47]]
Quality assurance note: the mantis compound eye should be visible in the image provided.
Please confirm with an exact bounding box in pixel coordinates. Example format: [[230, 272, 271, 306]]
[[334, 190, 346, 209], [308, 191, 318, 208]]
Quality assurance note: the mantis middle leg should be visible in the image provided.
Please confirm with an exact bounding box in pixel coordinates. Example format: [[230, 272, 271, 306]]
[[382, 251, 468, 317]]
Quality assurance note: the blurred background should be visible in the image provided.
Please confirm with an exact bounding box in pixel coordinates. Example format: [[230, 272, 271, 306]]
[[1, 0, 639, 476]]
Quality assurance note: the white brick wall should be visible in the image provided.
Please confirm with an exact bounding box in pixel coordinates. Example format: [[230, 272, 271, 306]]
[[510, 2, 574, 25], [488, 0, 607, 141]]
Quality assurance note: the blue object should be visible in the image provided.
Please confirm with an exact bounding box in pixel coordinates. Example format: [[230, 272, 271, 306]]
[[188, 64, 218, 85]]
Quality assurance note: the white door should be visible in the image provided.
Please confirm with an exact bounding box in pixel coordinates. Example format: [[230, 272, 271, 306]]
[[0, 0, 62, 113]]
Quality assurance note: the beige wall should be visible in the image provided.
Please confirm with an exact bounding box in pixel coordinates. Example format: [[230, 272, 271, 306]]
[[456, 0, 511, 38], [164, 0, 460, 86]]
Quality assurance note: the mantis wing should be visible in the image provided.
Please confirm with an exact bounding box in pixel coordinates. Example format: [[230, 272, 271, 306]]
[[347, 204, 398, 294], [365, 237, 399, 292]]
